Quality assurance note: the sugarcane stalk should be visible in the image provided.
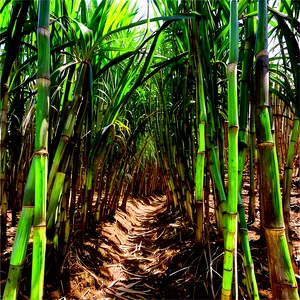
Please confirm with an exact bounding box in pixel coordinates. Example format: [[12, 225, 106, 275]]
[[237, 1, 255, 190], [120, 135, 151, 211], [0, 0, 30, 249], [0, 85, 8, 248], [3, 161, 35, 299], [236, 3, 259, 297], [30, 0, 50, 297], [48, 63, 88, 190], [248, 101, 256, 224], [221, 0, 239, 298], [192, 4, 207, 244], [283, 116, 299, 272], [206, 139, 226, 233], [238, 194, 259, 299], [255, 0, 298, 297], [46, 172, 66, 230]]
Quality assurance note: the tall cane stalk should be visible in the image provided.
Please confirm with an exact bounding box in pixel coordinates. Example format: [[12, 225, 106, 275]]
[[221, 0, 239, 298], [192, 0, 207, 245], [255, 0, 298, 298], [31, 0, 50, 298]]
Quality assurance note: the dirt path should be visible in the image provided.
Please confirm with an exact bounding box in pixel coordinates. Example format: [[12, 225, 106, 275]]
[[3, 177, 299, 299], [55, 196, 190, 299]]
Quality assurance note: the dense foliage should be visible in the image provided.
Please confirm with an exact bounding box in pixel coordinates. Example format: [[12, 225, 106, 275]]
[[0, 0, 299, 298]]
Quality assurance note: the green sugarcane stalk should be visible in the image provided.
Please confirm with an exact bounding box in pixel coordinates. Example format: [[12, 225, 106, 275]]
[[53, 170, 70, 254], [48, 63, 88, 191], [255, 0, 298, 298], [283, 116, 299, 270], [219, 122, 226, 183], [221, 0, 239, 298], [237, 3, 255, 190], [209, 135, 259, 299], [46, 172, 66, 230], [206, 138, 226, 234], [237, 194, 259, 299], [52, 172, 70, 253], [0, 85, 8, 248], [283, 117, 299, 226], [155, 102, 178, 208], [80, 135, 88, 244], [192, 5, 207, 244], [63, 184, 71, 256], [0, 0, 30, 249], [94, 143, 113, 224], [236, 3, 259, 297], [273, 4, 300, 268], [86, 125, 115, 229], [3, 160, 35, 300], [30, 0, 50, 298], [248, 101, 256, 224]]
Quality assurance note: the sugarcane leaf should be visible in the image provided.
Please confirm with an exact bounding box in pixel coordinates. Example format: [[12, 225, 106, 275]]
[[100, 15, 193, 43], [291, 0, 300, 19], [93, 17, 184, 81], [79, 0, 88, 24], [8, 73, 37, 94], [51, 61, 78, 79], [215, 24, 229, 47], [218, 0, 230, 18], [89, 124, 115, 163], [72, 19, 93, 55], [0, 0, 11, 14], [270, 9, 300, 113], [268, 6, 300, 33], [144, 53, 188, 85], [270, 73, 295, 102], [279, 0, 293, 17], [269, 87, 295, 112], [238, 0, 251, 17], [244, 10, 258, 18]]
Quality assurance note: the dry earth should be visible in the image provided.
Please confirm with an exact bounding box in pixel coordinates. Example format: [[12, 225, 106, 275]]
[[1, 175, 300, 299]]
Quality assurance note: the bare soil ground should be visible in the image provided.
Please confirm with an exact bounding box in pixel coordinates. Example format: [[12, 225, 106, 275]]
[[1, 176, 300, 299], [50, 195, 194, 299]]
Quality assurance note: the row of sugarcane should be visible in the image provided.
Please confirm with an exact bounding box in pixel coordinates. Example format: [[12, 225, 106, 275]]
[[1, 0, 300, 299], [1, 0, 193, 298], [149, 0, 300, 298]]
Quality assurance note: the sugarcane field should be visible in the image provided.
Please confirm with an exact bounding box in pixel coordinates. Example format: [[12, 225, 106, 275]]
[[1, 0, 300, 299]]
